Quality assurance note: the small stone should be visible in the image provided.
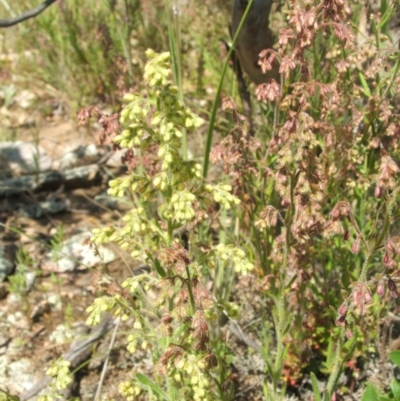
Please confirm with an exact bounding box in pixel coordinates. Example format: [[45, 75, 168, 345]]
[[42, 230, 116, 273], [0, 141, 52, 176]]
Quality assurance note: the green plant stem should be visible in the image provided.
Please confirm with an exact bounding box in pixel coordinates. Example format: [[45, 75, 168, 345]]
[[207, 371, 226, 401], [358, 251, 373, 283], [202, 0, 254, 178], [323, 188, 400, 398], [273, 292, 285, 389], [322, 332, 343, 401], [268, 171, 298, 397], [165, 0, 186, 159], [185, 264, 196, 313], [375, 188, 400, 250], [167, 221, 174, 247], [166, 185, 174, 246], [360, 188, 399, 281], [284, 171, 297, 264], [383, 55, 400, 98]]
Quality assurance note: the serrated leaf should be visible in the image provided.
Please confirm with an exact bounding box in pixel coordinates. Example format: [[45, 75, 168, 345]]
[[389, 350, 400, 368], [361, 383, 380, 401], [326, 337, 334, 370], [310, 372, 322, 401], [342, 334, 358, 363], [136, 373, 168, 400]]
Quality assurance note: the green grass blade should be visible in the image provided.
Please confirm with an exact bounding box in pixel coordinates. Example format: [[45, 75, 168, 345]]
[[136, 373, 169, 400], [202, 0, 255, 178], [311, 373, 322, 401]]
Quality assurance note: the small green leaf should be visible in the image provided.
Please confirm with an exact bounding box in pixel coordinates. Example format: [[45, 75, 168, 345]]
[[310, 372, 322, 401], [285, 274, 297, 291], [358, 71, 371, 97], [283, 320, 291, 336], [153, 258, 166, 277], [265, 359, 273, 378], [136, 373, 168, 400], [391, 379, 400, 400], [390, 350, 400, 368], [361, 383, 380, 401], [377, 2, 394, 31], [326, 337, 334, 370]]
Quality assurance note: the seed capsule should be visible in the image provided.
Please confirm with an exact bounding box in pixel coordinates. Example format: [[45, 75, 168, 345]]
[[388, 278, 399, 297], [351, 238, 360, 254], [377, 281, 385, 296], [338, 303, 347, 316], [336, 314, 346, 325]]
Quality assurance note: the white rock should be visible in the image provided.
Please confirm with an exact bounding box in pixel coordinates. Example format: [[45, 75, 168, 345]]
[[0, 141, 52, 175], [42, 230, 116, 273]]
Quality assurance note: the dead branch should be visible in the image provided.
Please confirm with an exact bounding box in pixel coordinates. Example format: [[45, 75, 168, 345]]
[[0, 0, 58, 28], [19, 315, 115, 401]]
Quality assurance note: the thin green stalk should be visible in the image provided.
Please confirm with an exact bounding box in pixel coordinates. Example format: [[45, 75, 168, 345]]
[[215, 207, 228, 299], [167, 221, 174, 248], [322, 333, 343, 401], [322, 330, 358, 401], [322, 188, 400, 398], [267, 171, 298, 398], [117, 24, 134, 86], [383, 53, 400, 98], [185, 264, 196, 314], [165, 0, 187, 159], [360, 187, 399, 281], [284, 171, 297, 263], [164, 182, 174, 248], [273, 293, 285, 385], [202, 0, 254, 178]]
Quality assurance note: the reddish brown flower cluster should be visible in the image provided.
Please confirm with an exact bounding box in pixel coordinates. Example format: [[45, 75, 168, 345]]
[[255, 80, 282, 102], [289, 6, 318, 52], [211, 101, 260, 201], [336, 302, 347, 325], [255, 0, 355, 99], [324, 200, 352, 238], [375, 155, 399, 198], [337, 273, 399, 328], [192, 278, 213, 310], [78, 105, 163, 173], [272, 114, 326, 243], [158, 242, 191, 274], [258, 49, 277, 74], [157, 278, 217, 375], [157, 344, 184, 374], [161, 312, 174, 336], [122, 143, 162, 175], [155, 244, 217, 374], [192, 311, 209, 351], [383, 237, 400, 268], [351, 283, 372, 316], [256, 205, 281, 229], [322, 0, 351, 23], [78, 105, 120, 144]]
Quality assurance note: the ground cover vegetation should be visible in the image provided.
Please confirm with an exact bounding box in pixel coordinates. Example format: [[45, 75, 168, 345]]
[[1, 0, 400, 400]]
